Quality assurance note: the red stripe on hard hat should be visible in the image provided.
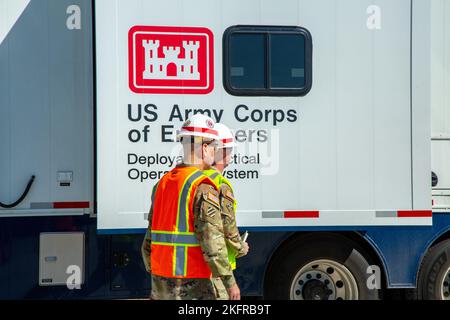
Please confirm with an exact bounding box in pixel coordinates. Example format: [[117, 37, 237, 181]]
[[182, 126, 218, 136], [222, 138, 233, 143], [284, 211, 320, 218]]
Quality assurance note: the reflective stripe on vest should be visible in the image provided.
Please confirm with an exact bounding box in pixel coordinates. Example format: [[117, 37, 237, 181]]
[[151, 231, 200, 246], [177, 170, 205, 233], [208, 171, 220, 181], [173, 246, 187, 277]]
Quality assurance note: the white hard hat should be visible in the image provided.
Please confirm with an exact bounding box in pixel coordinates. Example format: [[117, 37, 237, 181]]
[[177, 114, 219, 141], [215, 123, 237, 148]]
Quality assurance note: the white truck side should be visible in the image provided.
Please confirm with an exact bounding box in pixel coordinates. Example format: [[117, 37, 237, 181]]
[[96, 0, 430, 231]]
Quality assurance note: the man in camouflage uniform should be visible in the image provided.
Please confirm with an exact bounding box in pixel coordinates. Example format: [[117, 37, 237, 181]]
[[141, 115, 240, 300], [203, 123, 250, 300]]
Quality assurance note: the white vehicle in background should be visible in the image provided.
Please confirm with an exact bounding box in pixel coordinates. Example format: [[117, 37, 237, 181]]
[[0, 0, 449, 300]]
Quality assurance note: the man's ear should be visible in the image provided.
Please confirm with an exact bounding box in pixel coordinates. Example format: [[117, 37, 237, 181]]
[[200, 143, 207, 158]]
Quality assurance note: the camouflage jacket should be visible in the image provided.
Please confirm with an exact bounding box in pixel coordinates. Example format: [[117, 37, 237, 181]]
[[218, 182, 246, 260]]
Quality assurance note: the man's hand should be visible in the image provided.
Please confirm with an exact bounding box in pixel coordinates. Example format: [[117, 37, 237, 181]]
[[227, 283, 241, 300], [241, 242, 249, 256]]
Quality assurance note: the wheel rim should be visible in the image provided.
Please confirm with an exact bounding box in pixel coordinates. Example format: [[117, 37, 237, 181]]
[[441, 267, 450, 300], [290, 259, 359, 300]]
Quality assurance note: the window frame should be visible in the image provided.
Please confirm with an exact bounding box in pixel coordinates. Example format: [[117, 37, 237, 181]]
[[223, 25, 313, 97]]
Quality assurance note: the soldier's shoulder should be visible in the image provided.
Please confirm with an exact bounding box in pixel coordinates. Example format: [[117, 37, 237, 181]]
[[197, 182, 218, 194], [220, 183, 235, 202], [219, 182, 233, 193], [196, 182, 220, 208]]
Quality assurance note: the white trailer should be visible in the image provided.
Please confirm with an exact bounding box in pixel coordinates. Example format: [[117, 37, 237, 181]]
[[96, 0, 431, 232]]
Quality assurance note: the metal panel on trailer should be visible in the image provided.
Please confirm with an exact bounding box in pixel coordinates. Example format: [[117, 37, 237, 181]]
[[0, 0, 94, 216], [430, 0, 450, 212], [411, 0, 431, 211]]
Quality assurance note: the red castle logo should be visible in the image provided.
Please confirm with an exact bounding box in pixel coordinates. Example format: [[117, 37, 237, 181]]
[[128, 26, 214, 94]]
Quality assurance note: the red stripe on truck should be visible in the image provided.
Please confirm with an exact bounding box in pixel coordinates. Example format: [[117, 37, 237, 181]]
[[53, 202, 90, 209], [397, 210, 432, 218], [284, 211, 320, 218]]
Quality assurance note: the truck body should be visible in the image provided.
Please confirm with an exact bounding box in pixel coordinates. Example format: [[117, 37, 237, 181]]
[[0, 0, 449, 299]]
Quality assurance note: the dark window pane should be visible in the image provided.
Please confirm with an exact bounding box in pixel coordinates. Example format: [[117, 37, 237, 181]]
[[229, 33, 265, 89], [270, 34, 305, 88]]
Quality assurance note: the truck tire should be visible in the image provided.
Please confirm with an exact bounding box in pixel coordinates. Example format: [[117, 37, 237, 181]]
[[417, 239, 450, 300], [264, 233, 381, 300]]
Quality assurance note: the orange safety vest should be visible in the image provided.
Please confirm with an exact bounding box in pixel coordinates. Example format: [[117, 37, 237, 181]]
[[150, 166, 217, 278]]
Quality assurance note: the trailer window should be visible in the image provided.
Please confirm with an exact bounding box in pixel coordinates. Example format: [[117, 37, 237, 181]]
[[270, 34, 306, 89], [223, 26, 312, 96], [229, 34, 266, 89]]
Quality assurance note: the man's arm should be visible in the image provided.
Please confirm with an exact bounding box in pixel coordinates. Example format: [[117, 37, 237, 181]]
[[141, 184, 157, 274], [219, 184, 246, 258], [141, 205, 153, 274], [193, 183, 236, 289]]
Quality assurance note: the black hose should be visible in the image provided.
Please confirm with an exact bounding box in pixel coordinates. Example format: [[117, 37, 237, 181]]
[[0, 175, 35, 208]]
